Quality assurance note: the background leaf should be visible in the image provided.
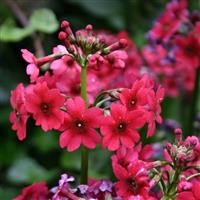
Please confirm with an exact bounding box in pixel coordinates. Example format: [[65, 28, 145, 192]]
[[0, 19, 33, 42], [29, 8, 59, 33], [7, 157, 56, 184]]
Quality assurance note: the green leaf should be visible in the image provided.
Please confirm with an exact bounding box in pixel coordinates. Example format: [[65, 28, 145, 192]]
[[29, 8, 59, 33], [0, 187, 18, 200], [7, 157, 56, 184], [0, 19, 33, 42]]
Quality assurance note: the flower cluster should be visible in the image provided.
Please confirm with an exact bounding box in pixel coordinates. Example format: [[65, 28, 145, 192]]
[[143, 0, 200, 97], [10, 0, 200, 199]]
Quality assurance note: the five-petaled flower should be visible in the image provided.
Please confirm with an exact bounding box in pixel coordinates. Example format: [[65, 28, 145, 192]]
[[59, 97, 102, 151], [25, 82, 65, 131], [100, 103, 145, 151]]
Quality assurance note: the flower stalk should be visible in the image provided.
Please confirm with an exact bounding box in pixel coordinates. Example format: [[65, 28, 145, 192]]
[[80, 64, 89, 184]]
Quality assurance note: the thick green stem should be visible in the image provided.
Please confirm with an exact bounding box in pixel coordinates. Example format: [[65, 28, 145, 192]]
[[187, 68, 200, 135], [80, 66, 89, 184]]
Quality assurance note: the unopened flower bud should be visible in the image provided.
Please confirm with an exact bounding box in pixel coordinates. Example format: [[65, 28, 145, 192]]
[[58, 31, 67, 41], [174, 128, 183, 142], [85, 24, 93, 31], [61, 20, 69, 29]]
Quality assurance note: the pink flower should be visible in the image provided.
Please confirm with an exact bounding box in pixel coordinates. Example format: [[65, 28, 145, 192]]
[[88, 54, 107, 70], [25, 82, 65, 131], [114, 161, 150, 199], [147, 86, 164, 137], [9, 83, 29, 140], [59, 97, 102, 152], [176, 181, 200, 200], [119, 77, 150, 111], [14, 182, 50, 200], [50, 55, 80, 75], [100, 104, 145, 151], [106, 50, 128, 68], [174, 33, 200, 69], [21, 49, 39, 83]]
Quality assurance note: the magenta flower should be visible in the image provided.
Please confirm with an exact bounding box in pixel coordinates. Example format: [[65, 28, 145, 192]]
[[106, 50, 128, 69], [176, 181, 200, 200], [174, 33, 200, 69], [147, 86, 164, 137], [113, 161, 150, 199], [21, 49, 39, 83], [25, 82, 65, 131], [119, 77, 150, 111], [9, 83, 29, 140], [100, 103, 145, 151], [59, 97, 102, 151]]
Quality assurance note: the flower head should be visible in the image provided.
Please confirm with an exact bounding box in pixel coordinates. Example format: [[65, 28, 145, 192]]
[[10, 83, 29, 140], [25, 82, 65, 131], [59, 97, 102, 151], [100, 103, 145, 151]]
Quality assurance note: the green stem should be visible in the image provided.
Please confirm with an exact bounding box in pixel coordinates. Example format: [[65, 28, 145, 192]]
[[162, 168, 181, 200], [187, 68, 200, 135], [80, 66, 89, 184]]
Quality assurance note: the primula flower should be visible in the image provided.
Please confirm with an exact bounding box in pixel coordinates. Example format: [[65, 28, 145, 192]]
[[25, 82, 65, 131], [50, 55, 79, 75], [21, 49, 39, 83], [174, 33, 200, 69], [176, 181, 200, 200], [106, 50, 128, 69], [113, 161, 150, 199], [88, 53, 107, 70], [147, 86, 164, 137], [59, 97, 102, 151], [119, 77, 150, 111], [100, 103, 145, 151], [10, 83, 29, 140], [14, 182, 50, 200]]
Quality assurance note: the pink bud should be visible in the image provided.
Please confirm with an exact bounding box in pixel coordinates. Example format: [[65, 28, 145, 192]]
[[58, 31, 67, 41], [61, 20, 69, 29], [85, 24, 93, 31]]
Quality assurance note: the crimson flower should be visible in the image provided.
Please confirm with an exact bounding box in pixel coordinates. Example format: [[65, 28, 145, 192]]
[[21, 49, 39, 83], [176, 181, 200, 200], [14, 182, 50, 200], [59, 97, 102, 152], [147, 86, 164, 137], [113, 161, 150, 199], [25, 82, 65, 131], [174, 33, 200, 69], [10, 83, 29, 140], [119, 77, 150, 111], [100, 104, 145, 151]]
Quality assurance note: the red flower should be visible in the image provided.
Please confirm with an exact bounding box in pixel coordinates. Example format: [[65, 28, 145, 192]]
[[176, 181, 200, 200], [14, 182, 50, 200], [21, 49, 39, 83], [100, 104, 145, 151], [174, 33, 200, 68], [25, 82, 65, 131], [114, 161, 150, 199], [9, 83, 29, 140], [59, 97, 102, 152], [147, 86, 164, 137], [119, 77, 150, 111]]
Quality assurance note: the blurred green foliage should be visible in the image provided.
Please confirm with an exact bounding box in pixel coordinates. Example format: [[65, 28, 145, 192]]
[[0, 0, 200, 199]]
